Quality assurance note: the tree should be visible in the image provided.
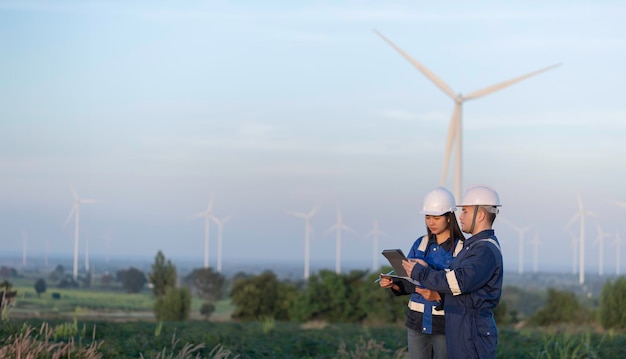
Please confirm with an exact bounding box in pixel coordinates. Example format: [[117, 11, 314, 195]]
[[149, 251, 177, 297], [184, 267, 226, 302], [599, 276, 626, 329], [527, 288, 588, 326], [154, 286, 192, 321], [231, 270, 298, 321], [34, 278, 47, 298], [48, 265, 65, 281], [119, 267, 147, 294]]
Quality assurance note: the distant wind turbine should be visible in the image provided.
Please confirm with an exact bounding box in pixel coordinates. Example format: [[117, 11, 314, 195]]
[[374, 30, 560, 201], [595, 225, 611, 276], [84, 230, 90, 272], [499, 217, 531, 274], [566, 193, 598, 285], [192, 193, 217, 269], [567, 230, 578, 275], [609, 201, 626, 276], [326, 206, 356, 274], [22, 230, 28, 266], [288, 205, 321, 280], [213, 215, 232, 273], [529, 233, 541, 274], [367, 219, 388, 272], [64, 186, 98, 280], [613, 231, 622, 276]]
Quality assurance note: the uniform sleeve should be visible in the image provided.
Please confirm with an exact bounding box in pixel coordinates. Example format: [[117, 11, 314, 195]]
[[412, 243, 499, 296]]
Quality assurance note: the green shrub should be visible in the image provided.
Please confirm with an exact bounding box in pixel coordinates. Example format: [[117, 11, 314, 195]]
[[527, 288, 588, 326], [154, 287, 192, 321], [599, 276, 626, 329]]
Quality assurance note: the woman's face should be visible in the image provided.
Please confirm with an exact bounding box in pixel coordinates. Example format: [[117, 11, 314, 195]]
[[425, 215, 449, 235]]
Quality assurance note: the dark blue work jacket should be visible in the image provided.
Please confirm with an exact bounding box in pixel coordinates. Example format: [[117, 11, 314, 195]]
[[410, 229, 503, 359]]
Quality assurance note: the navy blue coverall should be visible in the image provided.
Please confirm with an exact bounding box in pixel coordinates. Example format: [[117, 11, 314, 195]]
[[410, 229, 503, 359]]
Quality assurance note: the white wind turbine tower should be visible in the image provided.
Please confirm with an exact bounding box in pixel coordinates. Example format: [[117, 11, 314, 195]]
[[64, 186, 98, 280], [192, 194, 217, 269], [375, 30, 560, 201], [84, 230, 90, 272], [367, 219, 388, 272], [568, 230, 578, 275], [326, 206, 356, 274], [566, 193, 598, 285], [213, 215, 232, 273], [595, 225, 611, 276], [288, 205, 321, 280], [530, 233, 541, 274], [608, 200, 626, 275], [613, 231, 622, 276], [499, 217, 531, 274], [22, 230, 28, 266]]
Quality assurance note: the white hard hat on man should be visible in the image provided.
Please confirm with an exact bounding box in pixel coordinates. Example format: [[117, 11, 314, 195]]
[[457, 185, 501, 213]]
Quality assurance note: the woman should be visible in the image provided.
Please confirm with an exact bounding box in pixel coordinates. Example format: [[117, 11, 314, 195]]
[[379, 187, 464, 359]]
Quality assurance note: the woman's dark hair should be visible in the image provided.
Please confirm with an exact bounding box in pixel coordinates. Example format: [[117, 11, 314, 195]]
[[425, 212, 466, 252]]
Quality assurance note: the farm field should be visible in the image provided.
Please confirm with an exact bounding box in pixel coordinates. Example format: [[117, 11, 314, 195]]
[[2, 318, 626, 358]]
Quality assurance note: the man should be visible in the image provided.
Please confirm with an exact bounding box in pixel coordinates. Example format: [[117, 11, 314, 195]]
[[403, 184, 503, 359]]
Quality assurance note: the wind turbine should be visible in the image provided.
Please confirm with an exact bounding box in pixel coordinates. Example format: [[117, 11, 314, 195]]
[[288, 205, 321, 280], [213, 215, 232, 273], [529, 233, 541, 274], [595, 225, 611, 276], [567, 230, 578, 275], [84, 230, 90, 272], [613, 231, 622, 276], [609, 200, 626, 275], [499, 217, 531, 274], [374, 30, 560, 201], [325, 205, 356, 274], [566, 193, 598, 285], [192, 193, 217, 269], [22, 230, 27, 266], [64, 186, 98, 280], [367, 219, 388, 272]]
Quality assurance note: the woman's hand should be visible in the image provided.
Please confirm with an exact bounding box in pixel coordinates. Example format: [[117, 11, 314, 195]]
[[378, 276, 399, 291]]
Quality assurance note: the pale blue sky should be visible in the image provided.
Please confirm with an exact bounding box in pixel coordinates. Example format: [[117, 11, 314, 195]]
[[1, 0, 625, 275]]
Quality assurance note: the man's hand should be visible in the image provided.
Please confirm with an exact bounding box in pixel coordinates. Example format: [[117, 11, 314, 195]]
[[415, 287, 441, 301], [402, 258, 427, 277]]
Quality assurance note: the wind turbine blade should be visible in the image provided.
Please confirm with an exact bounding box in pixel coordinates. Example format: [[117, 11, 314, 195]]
[[287, 211, 308, 219], [70, 185, 79, 200], [374, 30, 457, 100], [222, 216, 232, 224], [608, 200, 626, 209], [79, 198, 99, 204], [325, 225, 337, 235], [440, 104, 459, 186], [308, 205, 322, 217], [464, 63, 561, 100], [191, 210, 208, 220], [576, 192, 584, 211], [64, 205, 77, 227], [342, 224, 356, 234], [586, 210, 600, 217], [565, 213, 580, 229]]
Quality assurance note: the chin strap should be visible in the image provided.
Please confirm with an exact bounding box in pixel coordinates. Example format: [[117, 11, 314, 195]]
[[467, 206, 479, 234]]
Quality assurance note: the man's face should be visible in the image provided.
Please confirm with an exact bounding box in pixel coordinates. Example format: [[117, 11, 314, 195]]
[[459, 206, 474, 233]]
